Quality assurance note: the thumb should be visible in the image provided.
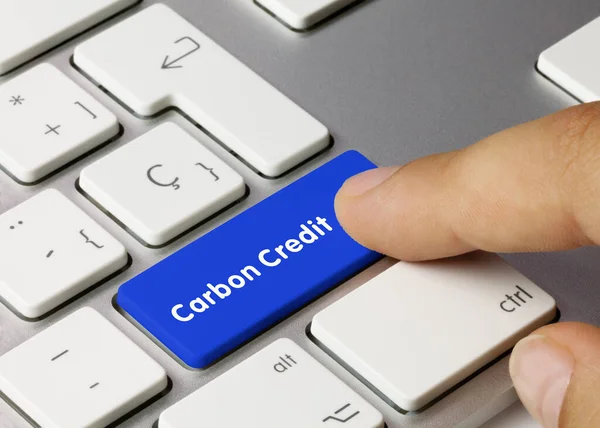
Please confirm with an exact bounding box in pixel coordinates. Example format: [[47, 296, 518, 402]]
[[335, 102, 600, 260], [510, 323, 600, 428]]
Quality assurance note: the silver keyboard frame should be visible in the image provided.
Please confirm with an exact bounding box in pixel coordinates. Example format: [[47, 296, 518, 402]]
[[2, 1, 600, 427]]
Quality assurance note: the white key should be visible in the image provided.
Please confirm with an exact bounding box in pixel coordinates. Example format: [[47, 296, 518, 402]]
[[74, 4, 330, 177], [538, 16, 600, 102], [0, 64, 119, 183], [80, 123, 246, 246], [257, 0, 357, 30], [159, 338, 384, 428], [0, 308, 168, 428], [0, 190, 127, 318], [311, 253, 557, 412], [0, 0, 138, 75]]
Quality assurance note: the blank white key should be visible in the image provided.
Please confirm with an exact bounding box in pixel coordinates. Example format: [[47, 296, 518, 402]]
[[0, 308, 168, 428], [159, 338, 384, 428], [74, 4, 330, 177], [538, 16, 600, 102], [80, 123, 246, 246], [257, 0, 358, 30], [312, 253, 557, 412], [0, 190, 127, 318], [0, 64, 119, 183], [0, 0, 138, 75]]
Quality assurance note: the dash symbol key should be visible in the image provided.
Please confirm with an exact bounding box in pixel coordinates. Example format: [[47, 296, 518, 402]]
[[0, 308, 167, 428]]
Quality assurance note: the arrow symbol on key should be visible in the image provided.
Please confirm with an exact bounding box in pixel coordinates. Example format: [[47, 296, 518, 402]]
[[161, 36, 200, 69]]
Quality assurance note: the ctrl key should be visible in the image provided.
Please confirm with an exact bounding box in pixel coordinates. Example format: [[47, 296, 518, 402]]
[[311, 252, 557, 412], [159, 339, 384, 428]]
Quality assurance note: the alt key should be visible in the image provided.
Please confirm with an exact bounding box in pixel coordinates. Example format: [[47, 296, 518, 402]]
[[159, 338, 384, 428]]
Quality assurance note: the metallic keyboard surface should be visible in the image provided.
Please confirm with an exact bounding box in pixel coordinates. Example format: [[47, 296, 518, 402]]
[[1, 1, 600, 427]]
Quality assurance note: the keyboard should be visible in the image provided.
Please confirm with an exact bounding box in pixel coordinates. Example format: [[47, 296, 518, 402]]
[[1, 1, 599, 427]]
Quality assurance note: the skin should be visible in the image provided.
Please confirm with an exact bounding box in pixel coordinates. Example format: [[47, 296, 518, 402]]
[[335, 101, 600, 428]]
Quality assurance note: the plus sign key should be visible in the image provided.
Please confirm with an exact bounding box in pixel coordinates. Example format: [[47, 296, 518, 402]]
[[0, 64, 119, 183], [159, 339, 384, 428]]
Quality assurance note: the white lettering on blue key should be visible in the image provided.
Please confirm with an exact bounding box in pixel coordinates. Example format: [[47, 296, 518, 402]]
[[117, 151, 382, 369], [170, 217, 335, 323]]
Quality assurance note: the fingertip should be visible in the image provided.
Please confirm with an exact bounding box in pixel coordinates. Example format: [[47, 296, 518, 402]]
[[334, 153, 475, 261], [510, 334, 574, 428], [337, 166, 401, 198], [511, 323, 600, 428], [334, 166, 401, 255]]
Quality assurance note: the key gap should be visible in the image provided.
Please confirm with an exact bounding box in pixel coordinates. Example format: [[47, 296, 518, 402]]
[[254, 0, 375, 33], [0, 389, 41, 428]]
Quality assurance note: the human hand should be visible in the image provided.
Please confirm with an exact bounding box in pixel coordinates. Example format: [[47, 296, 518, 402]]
[[335, 102, 600, 428]]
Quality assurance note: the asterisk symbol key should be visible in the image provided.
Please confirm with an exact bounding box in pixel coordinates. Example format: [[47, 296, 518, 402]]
[[9, 95, 24, 106]]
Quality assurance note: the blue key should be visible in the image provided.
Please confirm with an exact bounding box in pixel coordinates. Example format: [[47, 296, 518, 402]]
[[117, 151, 382, 369]]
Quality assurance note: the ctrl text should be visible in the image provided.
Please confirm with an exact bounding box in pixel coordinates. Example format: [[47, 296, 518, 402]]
[[500, 285, 534, 313]]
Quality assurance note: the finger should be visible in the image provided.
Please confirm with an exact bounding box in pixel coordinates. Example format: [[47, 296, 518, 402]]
[[335, 102, 600, 261], [510, 322, 600, 428]]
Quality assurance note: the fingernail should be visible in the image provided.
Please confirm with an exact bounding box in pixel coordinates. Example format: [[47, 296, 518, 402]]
[[510, 334, 574, 428], [340, 166, 400, 197]]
